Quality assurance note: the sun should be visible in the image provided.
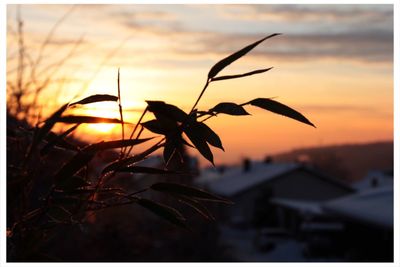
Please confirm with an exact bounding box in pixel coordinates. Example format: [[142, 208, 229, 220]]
[[87, 122, 117, 134], [78, 102, 120, 135]]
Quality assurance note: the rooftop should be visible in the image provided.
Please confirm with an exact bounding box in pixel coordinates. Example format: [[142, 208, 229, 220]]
[[196, 162, 300, 197], [322, 186, 393, 229]]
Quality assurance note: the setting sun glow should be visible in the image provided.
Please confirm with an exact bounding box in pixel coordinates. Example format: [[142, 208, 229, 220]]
[[76, 102, 120, 135]]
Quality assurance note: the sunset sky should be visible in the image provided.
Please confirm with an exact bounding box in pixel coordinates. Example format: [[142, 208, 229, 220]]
[[6, 4, 394, 166]]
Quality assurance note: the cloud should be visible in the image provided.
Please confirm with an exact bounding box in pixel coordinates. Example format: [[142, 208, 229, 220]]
[[220, 4, 393, 24], [170, 30, 393, 64], [104, 5, 393, 64], [11, 4, 393, 70]]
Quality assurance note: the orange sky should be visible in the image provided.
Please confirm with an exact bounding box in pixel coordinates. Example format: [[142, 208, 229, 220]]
[[6, 4, 394, 166]]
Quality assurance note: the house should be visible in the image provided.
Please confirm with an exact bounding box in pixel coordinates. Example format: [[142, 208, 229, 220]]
[[320, 186, 393, 261], [351, 169, 393, 191], [196, 160, 354, 227]]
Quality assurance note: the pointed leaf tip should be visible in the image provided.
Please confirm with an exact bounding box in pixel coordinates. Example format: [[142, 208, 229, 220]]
[[208, 33, 281, 79], [249, 98, 315, 127], [70, 94, 118, 106], [184, 126, 216, 166], [211, 67, 273, 82]]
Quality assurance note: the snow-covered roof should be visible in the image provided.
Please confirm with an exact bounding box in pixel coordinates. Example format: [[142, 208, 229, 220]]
[[322, 186, 393, 229], [269, 197, 323, 216], [196, 162, 300, 197], [352, 170, 393, 191]]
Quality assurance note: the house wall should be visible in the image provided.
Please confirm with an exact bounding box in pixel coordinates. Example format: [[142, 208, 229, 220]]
[[224, 169, 351, 225]]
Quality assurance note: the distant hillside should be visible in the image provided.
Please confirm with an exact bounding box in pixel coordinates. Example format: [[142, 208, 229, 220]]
[[273, 141, 393, 182]]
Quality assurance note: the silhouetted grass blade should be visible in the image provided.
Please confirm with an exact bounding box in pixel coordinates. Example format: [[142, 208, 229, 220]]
[[115, 166, 178, 174], [26, 103, 69, 161], [88, 138, 153, 152], [211, 67, 273, 82], [54, 150, 96, 185], [70, 94, 118, 106], [150, 182, 233, 204], [207, 33, 281, 79], [102, 143, 163, 174], [249, 98, 315, 127], [184, 126, 214, 164], [56, 115, 124, 124], [34, 103, 69, 146], [41, 124, 80, 155], [146, 101, 187, 122], [210, 102, 250, 116], [136, 198, 187, 229]]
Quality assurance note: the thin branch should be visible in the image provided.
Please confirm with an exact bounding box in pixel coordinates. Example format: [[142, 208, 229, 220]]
[[189, 79, 210, 115], [122, 106, 148, 157]]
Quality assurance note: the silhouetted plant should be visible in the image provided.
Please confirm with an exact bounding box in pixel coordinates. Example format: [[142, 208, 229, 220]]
[[7, 31, 315, 261]]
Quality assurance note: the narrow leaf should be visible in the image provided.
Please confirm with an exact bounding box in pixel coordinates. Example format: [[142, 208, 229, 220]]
[[186, 121, 224, 151], [136, 198, 187, 228], [56, 115, 124, 124], [87, 138, 153, 152], [70, 94, 118, 106], [53, 150, 95, 186], [249, 98, 315, 127], [211, 67, 273, 82], [102, 143, 163, 174], [150, 182, 233, 204], [142, 119, 177, 135], [41, 124, 80, 155], [208, 33, 281, 79], [146, 101, 188, 122], [184, 126, 214, 165], [31, 103, 69, 153], [142, 120, 165, 135], [115, 166, 178, 174], [210, 102, 250, 116]]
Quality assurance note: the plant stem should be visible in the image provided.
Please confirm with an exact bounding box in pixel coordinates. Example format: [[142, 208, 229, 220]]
[[189, 79, 209, 115], [117, 68, 125, 158], [122, 106, 148, 157]]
